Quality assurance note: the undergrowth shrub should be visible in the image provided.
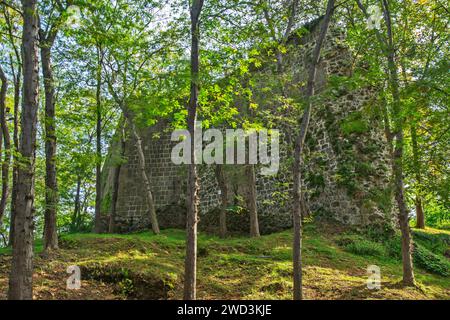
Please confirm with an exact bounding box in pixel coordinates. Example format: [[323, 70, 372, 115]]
[[386, 235, 450, 277], [413, 244, 450, 277], [412, 229, 450, 255], [344, 240, 385, 256], [337, 236, 385, 256], [338, 230, 450, 276]]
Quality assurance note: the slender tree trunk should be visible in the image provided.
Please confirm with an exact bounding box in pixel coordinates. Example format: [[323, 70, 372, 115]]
[[41, 45, 58, 250], [215, 165, 228, 238], [262, 0, 298, 85], [71, 176, 81, 232], [292, 0, 335, 300], [78, 183, 92, 229], [411, 125, 424, 229], [0, 232, 7, 247], [0, 65, 11, 226], [3, 0, 22, 248], [245, 164, 260, 237], [393, 131, 415, 286], [355, 0, 415, 287], [130, 122, 160, 234], [0, 120, 3, 218], [109, 163, 122, 233], [381, 94, 394, 154], [94, 46, 103, 233], [381, 0, 415, 286], [109, 128, 125, 233], [119, 109, 160, 235], [415, 197, 425, 229], [8, 0, 39, 300], [278, 0, 299, 73], [80, 185, 91, 227], [9, 64, 20, 247], [104, 75, 160, 233], [184, 0, 204, 301]]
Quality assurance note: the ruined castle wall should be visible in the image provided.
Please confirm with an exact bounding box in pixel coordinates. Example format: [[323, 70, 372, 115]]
[[101, 21, 395, 234], [105, 122, 187, 232]]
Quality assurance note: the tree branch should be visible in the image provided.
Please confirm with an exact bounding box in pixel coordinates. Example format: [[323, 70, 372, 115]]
[[0, 0, 22, 16]]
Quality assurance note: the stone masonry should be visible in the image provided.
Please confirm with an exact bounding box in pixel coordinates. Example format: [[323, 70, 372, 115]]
[[100, 19, 395, 234]]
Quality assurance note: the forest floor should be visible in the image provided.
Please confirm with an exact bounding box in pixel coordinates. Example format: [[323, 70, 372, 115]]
[[0, 222, 449, 300]]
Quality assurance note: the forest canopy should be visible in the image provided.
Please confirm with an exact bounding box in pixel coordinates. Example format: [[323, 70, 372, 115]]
[[0, 0, 448, 301]]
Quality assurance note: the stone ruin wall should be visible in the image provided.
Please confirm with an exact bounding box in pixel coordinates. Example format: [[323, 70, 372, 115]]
[[100, 21, 395, 234]]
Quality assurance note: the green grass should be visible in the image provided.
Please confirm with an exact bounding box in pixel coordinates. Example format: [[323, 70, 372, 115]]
[[344, 239, 385, 257], [0, 239, 43, 255], [1, 224, 449, 300], [334, 227, 449, 277]]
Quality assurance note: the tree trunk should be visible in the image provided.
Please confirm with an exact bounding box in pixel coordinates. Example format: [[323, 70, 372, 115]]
[[41, 45, 59, 251], [80, 185, 91, 226], [130, 122, 160, 234], [381, 95, 394, 155], [184, 0, 204, 301], [94, 45, 103, 233], [292, 0, 335, 300], [394, 151, 416, 286], [8, 0, 39, 300], [381, 0, 415, 286], [415, 198, 425, 229], [9, 63, 20, 247], [103, 69, 160, 234], [411, 125, 424, 229], [109, 163, 122, 233], [245, 164, 260, 237], [109, 128, 125, 233], [278, 0, 299, 73], [0, 125, 3, 225], [0, 232, 7, 247], [3, 0, 22, 247], [71, 176, 81, 232], [215, 165, 228, 238], [0, 65, 11, 227]]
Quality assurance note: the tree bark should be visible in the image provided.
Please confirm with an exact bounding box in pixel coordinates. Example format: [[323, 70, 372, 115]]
[[184, 0, 204, 301], [130, 122, 160, 234], [3, 0, 22, 248], [292, 0, 335, 300], [0, 65, 10, 227], [415, 197, 425, 229], [355, 0, 415, 287], [8, 0, 39, 300], [104, 68, 160, 234], [262, 0, 298, 77], [278, 0, 299, 73], [109, 163, 121, 233], [215, 165, 228, 238], [245, 164, 260, 237], [40, 44, 59, 250], [381, 94, 394, 155], [8, 62, 20, 247], [109, 127, 126, 233], [0, 232, 7, 247], [94, 45, 103, 233], [411, 125, 424, 229], [80, 184, 91, 226], [381, 0, 415, 286], [71, 176, 81, 232], [0, 116, 2, 223]]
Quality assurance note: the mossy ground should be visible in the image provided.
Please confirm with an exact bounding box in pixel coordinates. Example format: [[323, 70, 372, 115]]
[[0, 223, 448, 300]]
